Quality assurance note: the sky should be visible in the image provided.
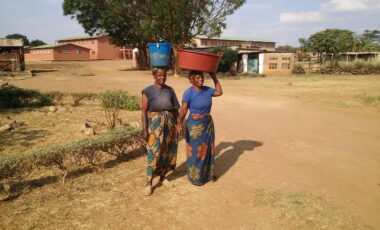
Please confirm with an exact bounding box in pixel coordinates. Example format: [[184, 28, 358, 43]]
[[0, 0, 379, 47]]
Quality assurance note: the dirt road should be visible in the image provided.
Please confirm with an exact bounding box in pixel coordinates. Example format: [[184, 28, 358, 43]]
[[1, 61, 380, 229]]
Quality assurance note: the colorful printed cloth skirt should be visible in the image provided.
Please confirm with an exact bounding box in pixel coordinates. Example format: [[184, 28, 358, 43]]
[[146, 111, 178, 179], [186, 114, 216, 185]]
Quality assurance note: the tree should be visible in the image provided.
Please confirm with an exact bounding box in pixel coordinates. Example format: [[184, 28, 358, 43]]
[[356, 30, 380, 51], [209, 47, 237, 73], [299, 29, 356, 63], [63, 0, 245, 68], [360, 30, 380, 44], [30, 39, 47, 47], [5, 33, 30, 46]]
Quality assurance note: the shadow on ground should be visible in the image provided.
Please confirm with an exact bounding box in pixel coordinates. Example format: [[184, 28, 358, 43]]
[[168, 140, 263, 182]]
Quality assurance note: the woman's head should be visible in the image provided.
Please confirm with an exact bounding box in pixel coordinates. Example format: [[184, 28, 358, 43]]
[[152, 68, 167, 86], [188, 70, 204, 87]]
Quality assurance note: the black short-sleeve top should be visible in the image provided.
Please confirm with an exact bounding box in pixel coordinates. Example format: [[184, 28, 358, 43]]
[[142, 85, 180, 112]]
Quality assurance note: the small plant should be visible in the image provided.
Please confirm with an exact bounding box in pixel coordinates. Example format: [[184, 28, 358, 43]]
[[292, 63, 306, 74], [0, 83, 52, 109], [99, 90, 140, 129]]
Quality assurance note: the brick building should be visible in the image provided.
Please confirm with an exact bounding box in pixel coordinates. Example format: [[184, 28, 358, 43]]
[[25, 43, 90, 61], [57, 35, 131, 60], [192, 37, 276, 52]]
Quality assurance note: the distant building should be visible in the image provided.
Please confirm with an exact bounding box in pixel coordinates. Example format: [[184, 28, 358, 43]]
[[57, 35, 131, 60], [192, 37, 276, 52], [238, 51, 295, 75], [25, 43, 90, 61], [0, 38, 25, 71]]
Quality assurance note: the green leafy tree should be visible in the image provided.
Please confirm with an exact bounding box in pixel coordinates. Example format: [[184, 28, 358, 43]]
[[356, 30, 380, 51], [62, 0, 245, 68], [30, 39, 47, 47], [361, 30, 380, 44], [299, 29, 356, 62], [5, 33, 30, 46], [209, 47, 237, 73]]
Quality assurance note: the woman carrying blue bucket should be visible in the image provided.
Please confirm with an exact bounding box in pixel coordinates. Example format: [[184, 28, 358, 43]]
[[142, 43, 179, 196]]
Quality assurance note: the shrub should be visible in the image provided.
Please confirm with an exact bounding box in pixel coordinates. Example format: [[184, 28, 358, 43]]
[[0, 126, 143, 199], [0, 83, 52, 109], [209, 47, 238, 73], [337, 60, 380, 75], [99, 90, 140, 129], [292, 63, 306, 74]]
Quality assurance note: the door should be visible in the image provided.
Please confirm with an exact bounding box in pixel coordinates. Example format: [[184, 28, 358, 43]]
[[247, 54, 259, 74]]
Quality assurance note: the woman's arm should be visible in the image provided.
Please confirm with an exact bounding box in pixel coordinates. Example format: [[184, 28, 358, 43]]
[[177, 101, 189, 136], [209, 73, 223, 97], [141, 94, 149, 142]]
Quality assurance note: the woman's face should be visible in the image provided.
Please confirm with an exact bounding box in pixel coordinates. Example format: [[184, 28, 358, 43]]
[[154, 69, 167, 86], [190, 73, 204, 87]]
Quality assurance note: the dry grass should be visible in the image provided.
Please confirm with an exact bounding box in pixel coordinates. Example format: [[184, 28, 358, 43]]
[[0, 100, 140, 157], [253, 188, 371, 230], [226, 74, 380, 109]]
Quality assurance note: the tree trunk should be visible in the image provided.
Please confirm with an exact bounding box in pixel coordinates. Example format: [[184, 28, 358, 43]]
[[137, 44, 149, 69], [173, 45, 183, 77]]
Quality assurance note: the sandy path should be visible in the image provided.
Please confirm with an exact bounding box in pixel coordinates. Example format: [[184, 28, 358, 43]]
[[2, 61, 380, 229]]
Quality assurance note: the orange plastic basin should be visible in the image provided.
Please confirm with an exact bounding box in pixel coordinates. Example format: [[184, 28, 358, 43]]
[[177, 49, 223, 73]]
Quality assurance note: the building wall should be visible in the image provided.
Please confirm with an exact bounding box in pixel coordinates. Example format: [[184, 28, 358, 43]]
[[193, 38, 276, 51], [58, 36, 129, 60], [25, 45, 90, 61], [263, 53, 295, 75], [97, 36, 120, 59], [59, 39, 99, 59], [25, 49, 54, 61]]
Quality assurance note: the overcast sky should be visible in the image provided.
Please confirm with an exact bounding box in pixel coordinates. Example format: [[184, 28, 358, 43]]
[[1, 0, 379, 46]]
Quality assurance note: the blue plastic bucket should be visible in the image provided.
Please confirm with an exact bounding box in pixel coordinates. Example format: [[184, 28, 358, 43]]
[[147, 42, 172, 67]]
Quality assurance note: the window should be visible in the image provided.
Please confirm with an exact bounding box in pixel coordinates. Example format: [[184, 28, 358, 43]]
[[269, 63, 278, 69], [76, 50, 82, 54], [269, 57, 278, 61], [282, 57, 291, 61], [61, 49, 69, 54], [281, 63, 291, 69]]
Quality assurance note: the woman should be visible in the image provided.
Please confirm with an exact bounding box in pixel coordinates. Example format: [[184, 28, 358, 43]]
[[177, 71, 223, 185], [141, 68, 180, 196]]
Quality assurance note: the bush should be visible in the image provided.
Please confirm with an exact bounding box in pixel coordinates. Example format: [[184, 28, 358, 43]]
[[292, 63, 306, 74], [337, 60, 380, 75], [0, 83, 53, 109], [99, 90, 140, 129], [209, 47, 238, 73], [0, 126, 143, 199]]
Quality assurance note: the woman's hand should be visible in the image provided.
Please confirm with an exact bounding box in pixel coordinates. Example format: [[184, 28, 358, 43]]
[[208, 72, 216, 79], [177, 123, 183, 137], [143, 129, 149, 142]]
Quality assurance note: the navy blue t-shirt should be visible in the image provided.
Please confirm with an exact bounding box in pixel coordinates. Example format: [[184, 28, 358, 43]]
[[182, 86, 215, 114], [142, 85, 180, 112]]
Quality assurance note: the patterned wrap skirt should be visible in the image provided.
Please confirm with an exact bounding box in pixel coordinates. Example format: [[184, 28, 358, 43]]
[[186, 114, 216, 185], [146, 111, 178, 179]]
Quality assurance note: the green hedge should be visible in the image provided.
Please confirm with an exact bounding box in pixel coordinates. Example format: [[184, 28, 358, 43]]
[[0, 83, 53, 109], [0, 126, 143, 198]]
